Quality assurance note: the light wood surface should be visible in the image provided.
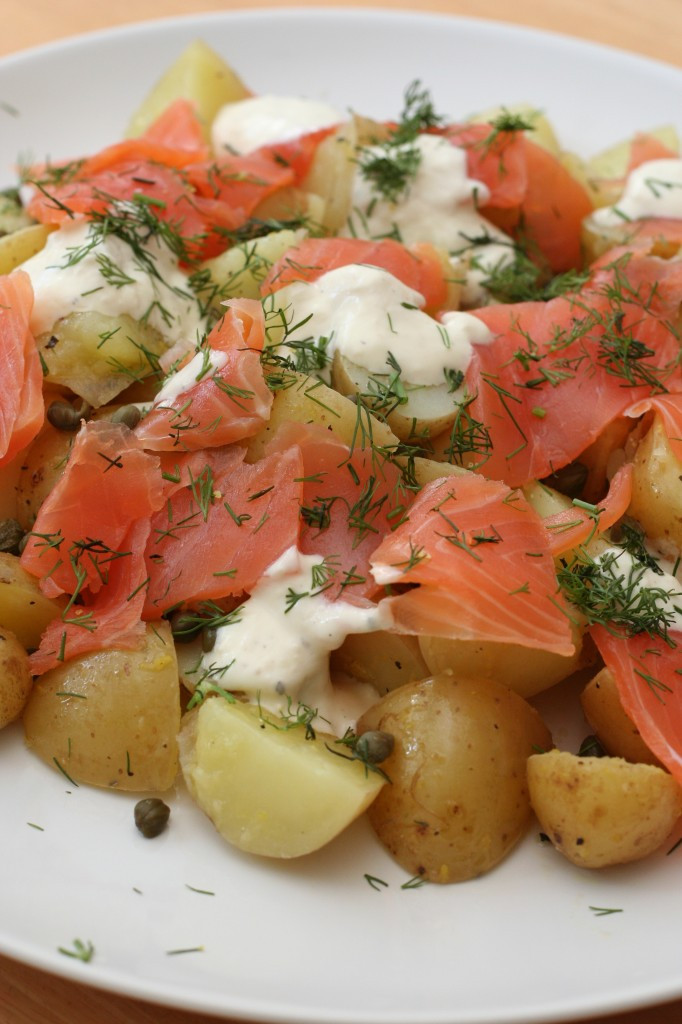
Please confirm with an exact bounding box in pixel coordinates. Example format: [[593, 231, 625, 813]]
[[1, 2, 681, 1023]]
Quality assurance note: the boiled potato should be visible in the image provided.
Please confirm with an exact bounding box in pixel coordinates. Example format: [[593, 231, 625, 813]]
[[581, 667, 662, 767], [528, 749, 682, 867], [38, 311, 167, 408], [468, 103, 561, 155], [23, 623, 180, 791], [0, 552, 66, 650], [419, 620, 588, 700], [245, 370, 398, 462], [0, 628, 32, 729], [178, 697, 385, 858], [199, 228, 306, 309], [300, 121, 357, 233], [331, 352, 458, 442], [585, 125, 679, 208], [127, 39, 250, 140], [357, 671, 552, 883], [331, 631, 429, 695], [15, 422, 74, 529], [627, 416, 682, 547], [0, 223, 54, 276]]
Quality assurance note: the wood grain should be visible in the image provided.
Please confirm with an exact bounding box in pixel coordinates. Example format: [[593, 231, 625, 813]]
[[1, 1, 681, 1022]]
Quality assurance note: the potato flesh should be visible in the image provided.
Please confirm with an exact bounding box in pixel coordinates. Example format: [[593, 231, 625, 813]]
[[0, 628, 32, 729], [126, 39, 250, 140], [528, 750, 682, 867], [358, 671, 552, 883], [15, 422, 74, 529], [23, 623, 180, 791], [38, 311, 167, 408], [200, 228, 306, 308], [0, 223, 54, 276], [178, 697, 385, 858], [627, 416, 682, 548]]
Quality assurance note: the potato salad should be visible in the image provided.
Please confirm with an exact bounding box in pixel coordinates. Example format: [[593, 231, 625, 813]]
[[2, 39, 682, 882]]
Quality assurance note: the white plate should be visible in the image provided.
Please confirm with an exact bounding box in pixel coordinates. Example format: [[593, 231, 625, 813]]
[[2, 9, 682, 1024]]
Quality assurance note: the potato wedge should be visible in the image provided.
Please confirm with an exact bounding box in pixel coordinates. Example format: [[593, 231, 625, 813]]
[[528, 749, 682, 867], [580, 667, 662, 767], [15, 422, 74, 529], [127, 40, 250, 140], [199, 228, 306, 309], [0, 223, 54, 276], [627, 416, 682, 548], [178, 697, 385, 858], [358, 671, 552, 882], [0, 552, 67, 650], [245, 370, 398, 462], [300, 121, 357, 233], [0, 628, 32, 729], [23, 623, 180, 791], [331, 631, 429, 695]]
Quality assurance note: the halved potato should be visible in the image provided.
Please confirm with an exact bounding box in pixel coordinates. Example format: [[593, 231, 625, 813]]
[[0, 628, 32, 729], [528, 749, 682, 867], [23, 623, 180, 791], [331, 631, 429, 695], [178, 697, 385, 857], [0, 552, 67, 650]]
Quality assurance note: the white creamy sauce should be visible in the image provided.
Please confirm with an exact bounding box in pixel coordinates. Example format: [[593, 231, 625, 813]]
[[344, 132, 514, 299], [592, 158, 682, 227], [19, 220, 206, 349], [211, 94, 343, 156], [197, 547, 391, 735], [275, 263, 492, 387], [153, 348, 228, 406], [595, 545, 682, 631]]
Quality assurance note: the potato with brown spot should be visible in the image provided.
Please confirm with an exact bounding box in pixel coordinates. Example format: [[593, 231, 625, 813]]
[[357, 670, 552, 883], [527, 749, 682, 868], [581, 667, 662, 767], [0, 628, 32, 728]]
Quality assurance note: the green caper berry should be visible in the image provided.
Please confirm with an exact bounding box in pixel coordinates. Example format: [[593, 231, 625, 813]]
[[577, 734, 607, 758], [46, 400, 82, 432], [110, 405, 142, 429], [201, 625, 217, 653], [355, 730, 394, 765], [169, 611, 203, 643], [0, 518, 25, 555], [134, 797, 171, 838]]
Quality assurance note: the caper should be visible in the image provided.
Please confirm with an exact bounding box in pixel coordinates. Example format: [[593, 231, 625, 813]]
[[201, 625, 217, 653], [169, 610, 203, 643], [0, 518, 25, 555], [46, 400, 83, 432], [542, 461, 588, 499], [577, 734, 607, 758], [134, 797, 171, 838], [354, 730, 394, 765], [109, 404, 142, 429]]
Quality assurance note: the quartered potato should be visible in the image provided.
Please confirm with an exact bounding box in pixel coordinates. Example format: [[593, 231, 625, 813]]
[[37, 311, 167, 408], [126, 39, 251, 139], [528, 749, 682, 867], [358, 671, 552, 883], [179, 696, 385, 857]]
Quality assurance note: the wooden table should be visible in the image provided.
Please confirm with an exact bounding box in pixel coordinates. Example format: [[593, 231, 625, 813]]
[[1, 2, 681, 1022]]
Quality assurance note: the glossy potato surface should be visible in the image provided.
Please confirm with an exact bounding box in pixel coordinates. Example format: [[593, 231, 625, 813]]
[[357, 671, 552, 883], [23, 623, 180, 791], [0, 552, 67, 650], [581, 667, 662, 767]]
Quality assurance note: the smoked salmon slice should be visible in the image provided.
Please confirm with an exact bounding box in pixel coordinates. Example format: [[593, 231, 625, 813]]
[[370, 474, 574, 654], [542, 463, 633, 557], [0, 271, 44, 467], [143, 445, 302, 615], [135, 298, 272, 451]]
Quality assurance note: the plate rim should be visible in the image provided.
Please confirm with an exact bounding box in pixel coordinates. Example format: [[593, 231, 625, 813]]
[[2, 8, 682, 1024]]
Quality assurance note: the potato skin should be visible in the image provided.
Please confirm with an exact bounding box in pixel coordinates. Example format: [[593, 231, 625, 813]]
[[0, 628, 32, 729], [628, 417, 682, 548], [581, 667, 662, 767], [23, 623, 180, 791], [357, 671, 552, 883], [528, 750, 682, 868]]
